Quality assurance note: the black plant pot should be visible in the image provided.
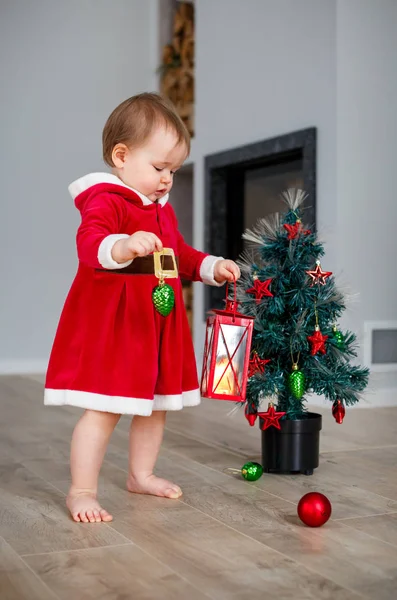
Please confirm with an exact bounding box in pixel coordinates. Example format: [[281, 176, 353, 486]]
[[260, 412, 322, 475]]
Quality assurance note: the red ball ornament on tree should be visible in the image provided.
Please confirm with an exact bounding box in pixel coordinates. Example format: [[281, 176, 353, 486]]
[[297, 492, 332, 527]]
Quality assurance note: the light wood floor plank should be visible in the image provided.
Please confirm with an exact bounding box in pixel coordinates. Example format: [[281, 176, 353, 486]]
[[24, 456, 364, 600], [0, 537, 58, 600], [164, 397, 397, 453], [24, 544, 210, 600], [158, 428, 397, 517], [0, 461, 128, 555], [336, 512, 397, 547], [147, 454, 397, 600]]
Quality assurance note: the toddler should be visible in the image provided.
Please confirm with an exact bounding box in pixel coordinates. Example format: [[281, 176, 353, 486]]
[[45, 93, 240, 522]]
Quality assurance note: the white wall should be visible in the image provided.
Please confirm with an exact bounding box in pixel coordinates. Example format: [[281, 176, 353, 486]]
[[192, 0, 337, 361], [0, 0, 158, 372], [336, 0, 397, 400]]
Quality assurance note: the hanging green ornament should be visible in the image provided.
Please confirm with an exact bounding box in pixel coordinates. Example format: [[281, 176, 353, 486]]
[[332, 325, 345, 350], [152, 280, 175, 317], [288, 363, 305, 399], [241, 461, 263, 481]]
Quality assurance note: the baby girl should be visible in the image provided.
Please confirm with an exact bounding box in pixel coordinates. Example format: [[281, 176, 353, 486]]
[[45, 92, 240, 522]]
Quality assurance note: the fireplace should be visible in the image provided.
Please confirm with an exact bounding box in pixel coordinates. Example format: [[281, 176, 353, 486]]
[[204, 128, 316, 312]]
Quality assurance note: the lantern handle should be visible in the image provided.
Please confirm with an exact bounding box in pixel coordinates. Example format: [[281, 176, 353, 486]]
[[225, 277, 238, 322]]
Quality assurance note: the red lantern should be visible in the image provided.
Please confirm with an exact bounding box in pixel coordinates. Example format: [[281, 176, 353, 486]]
[[200, 282, 254, 402]]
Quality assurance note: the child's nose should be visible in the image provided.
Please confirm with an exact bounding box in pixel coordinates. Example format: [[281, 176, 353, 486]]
[[161, 171, 172, 184]]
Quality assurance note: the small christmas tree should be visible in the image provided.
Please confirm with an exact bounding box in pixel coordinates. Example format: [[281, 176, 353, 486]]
[[237, 190, 369, 424]]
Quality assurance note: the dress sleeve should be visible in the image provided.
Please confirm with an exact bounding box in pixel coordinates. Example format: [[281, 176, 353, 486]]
[[76, 193, 132, 269], [169, 207, 224, 286]]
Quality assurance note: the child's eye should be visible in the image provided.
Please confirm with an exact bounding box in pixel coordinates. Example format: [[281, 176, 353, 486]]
[[170, 170, 176, 176], [154, 166, 163, 172]]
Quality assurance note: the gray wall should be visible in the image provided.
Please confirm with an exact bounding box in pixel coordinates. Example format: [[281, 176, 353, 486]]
[[336, 0, 397, 398], [0, 0, 158, 371]]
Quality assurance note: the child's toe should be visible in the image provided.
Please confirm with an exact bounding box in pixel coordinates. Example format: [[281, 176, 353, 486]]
[[79, 511, 89, 523], [86, 510, 96, 523], [100, 509, 113, 522]]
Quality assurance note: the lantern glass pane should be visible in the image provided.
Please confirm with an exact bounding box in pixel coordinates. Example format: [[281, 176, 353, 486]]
[[214, 324, 247, 395], [202, 323, 213, 394]]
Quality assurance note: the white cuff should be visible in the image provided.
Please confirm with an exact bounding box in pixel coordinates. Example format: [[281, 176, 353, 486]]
[[200, 255, 225, 286], [97, 234, 133, 269]]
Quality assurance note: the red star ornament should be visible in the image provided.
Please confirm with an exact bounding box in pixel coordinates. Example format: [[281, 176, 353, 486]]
[[283, 220, 311, 240], [258, 403, 286, 430], [307, 327, 328, 355], [246, 278, 273, 301], [248, 353, 270, 378], [306, 260, 333, 286]]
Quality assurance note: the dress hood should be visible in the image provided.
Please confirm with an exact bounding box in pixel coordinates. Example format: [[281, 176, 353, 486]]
[[68, 172, 169, 211]]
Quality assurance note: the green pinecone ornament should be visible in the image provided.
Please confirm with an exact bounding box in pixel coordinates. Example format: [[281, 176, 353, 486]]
[[241, 461, 263, 481], [152, 281, 175, 317], [333, 326, 345, 350], [289, 363, 305, 399]]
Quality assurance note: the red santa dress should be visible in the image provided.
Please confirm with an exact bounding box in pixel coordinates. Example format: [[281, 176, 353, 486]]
[[44, 173, 222, 415]]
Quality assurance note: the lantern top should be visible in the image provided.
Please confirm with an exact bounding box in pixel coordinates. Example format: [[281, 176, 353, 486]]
[[208, 282, 255, 320], [210, 306, 255, 320]]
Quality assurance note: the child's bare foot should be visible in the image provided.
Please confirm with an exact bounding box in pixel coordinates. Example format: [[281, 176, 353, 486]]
[[127, 474, 182, 499], [66, 491, 113, 523]]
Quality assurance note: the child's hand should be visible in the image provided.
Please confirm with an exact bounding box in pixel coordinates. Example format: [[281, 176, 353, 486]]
[[112, 231, 163, 263], [213, 259, 241, 283]]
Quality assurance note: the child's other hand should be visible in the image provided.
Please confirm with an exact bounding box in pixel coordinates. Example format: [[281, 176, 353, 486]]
[[213, 259, 241, 283], [112, 231, 163, 263]]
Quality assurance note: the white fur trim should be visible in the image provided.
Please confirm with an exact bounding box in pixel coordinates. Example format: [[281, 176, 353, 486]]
[[44, 387, 201, 415], [68, 172, 169, 206], [200, 255, 225, 286], [44, 388, 153, 415], [153, 389, 201, 411], [97, 234, 133, 269]]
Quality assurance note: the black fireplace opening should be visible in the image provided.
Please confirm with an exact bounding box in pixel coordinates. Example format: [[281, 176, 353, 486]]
[[204, 128, 316, 312]]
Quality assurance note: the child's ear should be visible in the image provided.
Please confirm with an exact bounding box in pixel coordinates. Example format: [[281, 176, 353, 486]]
[[112, 143, 128, 168]]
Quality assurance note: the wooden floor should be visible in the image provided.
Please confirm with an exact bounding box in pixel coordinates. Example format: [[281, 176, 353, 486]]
[[1, 375, 397, 599]]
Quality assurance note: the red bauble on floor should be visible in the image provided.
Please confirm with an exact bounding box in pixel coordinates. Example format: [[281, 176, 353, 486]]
[[297, 492, 332, 527]]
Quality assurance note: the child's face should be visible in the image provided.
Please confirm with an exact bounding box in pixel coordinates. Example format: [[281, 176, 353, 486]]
[[113, 125, 188, 202]]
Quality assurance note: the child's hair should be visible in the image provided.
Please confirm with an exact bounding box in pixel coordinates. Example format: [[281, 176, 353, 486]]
[[102, 92, 190, 167]]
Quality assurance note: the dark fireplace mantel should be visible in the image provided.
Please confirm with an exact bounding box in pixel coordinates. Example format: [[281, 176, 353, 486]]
[[204, 128, 316, 312]]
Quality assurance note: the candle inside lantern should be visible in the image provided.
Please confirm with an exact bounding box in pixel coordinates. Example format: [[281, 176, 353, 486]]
[[214, 356, 237, 395]]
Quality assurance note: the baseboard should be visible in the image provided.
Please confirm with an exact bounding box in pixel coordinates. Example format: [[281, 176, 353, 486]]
[[0, 360, 48, 375]]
